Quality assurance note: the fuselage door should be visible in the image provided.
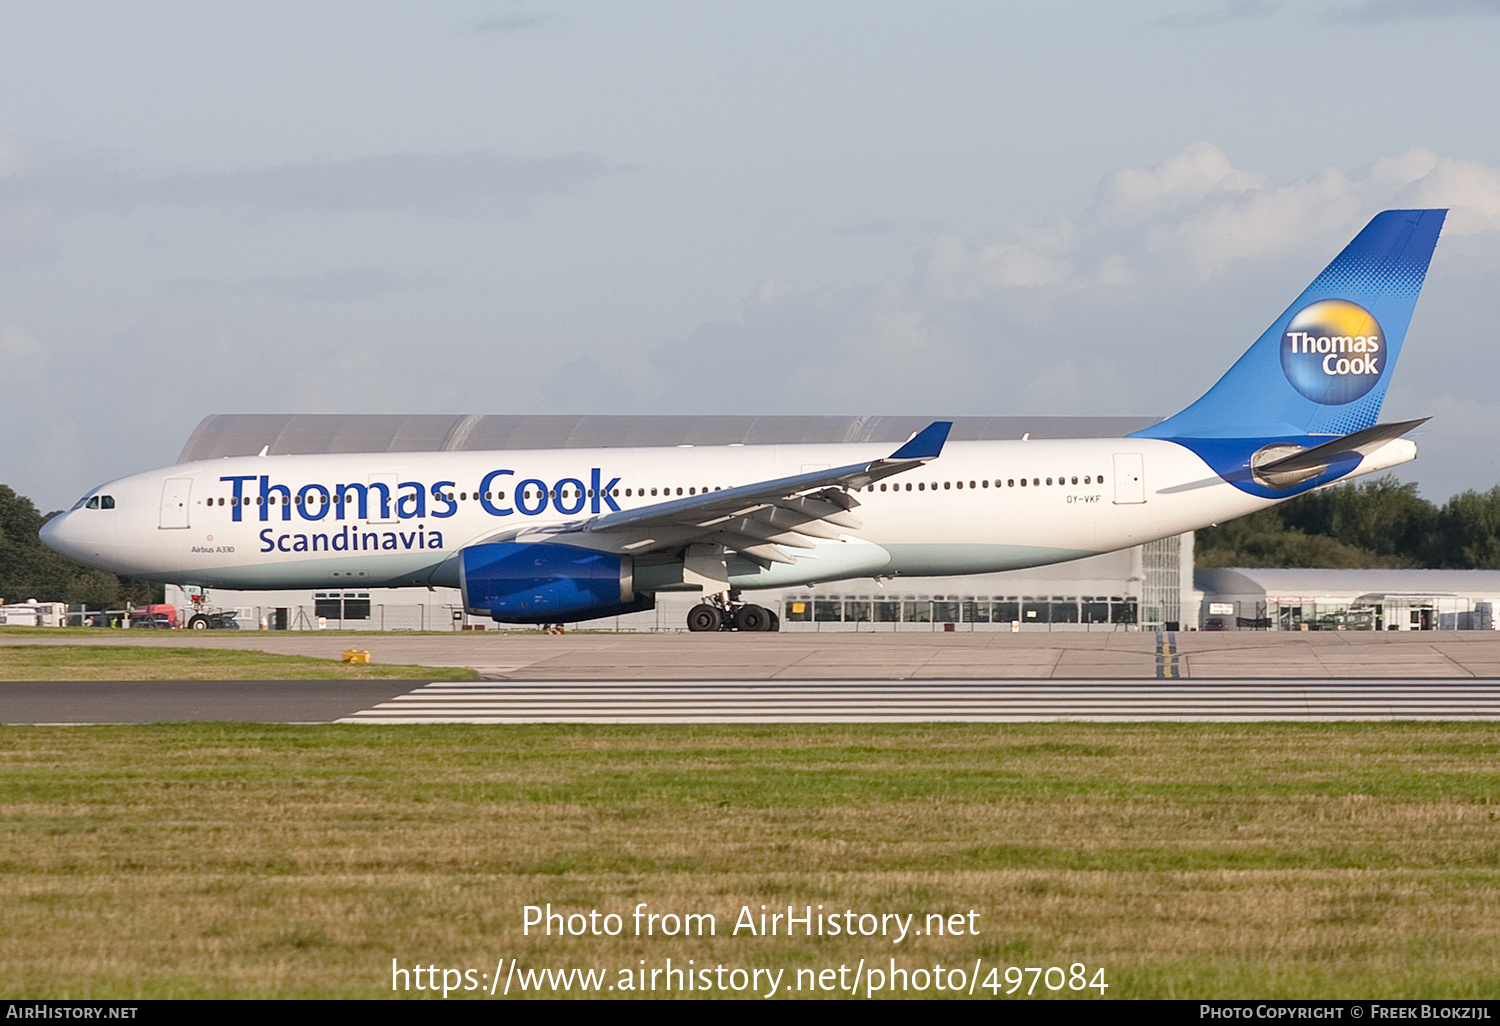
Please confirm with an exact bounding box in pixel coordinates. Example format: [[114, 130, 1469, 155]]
[[159, 477, 192, 529], [1112, 453, 1146, 504]]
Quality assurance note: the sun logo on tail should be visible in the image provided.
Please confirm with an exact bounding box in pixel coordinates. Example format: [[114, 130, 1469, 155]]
[[1279, 299, 1385, 405]]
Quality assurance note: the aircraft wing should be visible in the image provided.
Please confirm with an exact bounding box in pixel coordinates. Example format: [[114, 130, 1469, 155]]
[[529, 421, 951, 566]]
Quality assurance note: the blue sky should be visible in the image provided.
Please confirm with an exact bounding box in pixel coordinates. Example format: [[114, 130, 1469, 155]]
[[4, 1, 1500, 510]]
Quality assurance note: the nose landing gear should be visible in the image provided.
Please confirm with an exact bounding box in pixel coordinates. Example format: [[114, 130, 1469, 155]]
[[686, 592, 780, 632]]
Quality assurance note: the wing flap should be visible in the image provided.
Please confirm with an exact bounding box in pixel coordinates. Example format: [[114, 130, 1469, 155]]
[[549, 421, 952, 566]]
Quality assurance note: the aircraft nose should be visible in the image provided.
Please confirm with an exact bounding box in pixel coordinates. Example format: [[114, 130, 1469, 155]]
[[40, 511, 65, 551], [40, 511, 84, 561]]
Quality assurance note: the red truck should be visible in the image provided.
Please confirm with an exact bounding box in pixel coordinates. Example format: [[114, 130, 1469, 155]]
[[128, 603, 179, 629]]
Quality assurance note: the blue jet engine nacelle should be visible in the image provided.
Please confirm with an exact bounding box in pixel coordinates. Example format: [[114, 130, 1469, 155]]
[[459, 542, 653, 624]]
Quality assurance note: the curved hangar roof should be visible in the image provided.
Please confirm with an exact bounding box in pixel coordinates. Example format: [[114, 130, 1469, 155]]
[[178, 413, 1160, 463]]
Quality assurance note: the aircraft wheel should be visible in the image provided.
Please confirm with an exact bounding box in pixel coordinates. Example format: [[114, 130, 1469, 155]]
[[737, 604, 771, 632], [188, 615, 209, 630], [768, 610, 781, 632], [686, 604, 722, 632]]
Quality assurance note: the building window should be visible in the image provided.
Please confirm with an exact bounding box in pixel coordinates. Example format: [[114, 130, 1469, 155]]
[[814, 599, 843, 622]]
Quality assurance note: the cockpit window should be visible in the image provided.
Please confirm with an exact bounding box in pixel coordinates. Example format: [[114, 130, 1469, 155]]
[[100, 495, 115, 509], [85, 497, 99, 509]]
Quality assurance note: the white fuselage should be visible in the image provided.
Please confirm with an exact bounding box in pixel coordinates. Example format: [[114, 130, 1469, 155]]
[[41, 435, 1415, 594]]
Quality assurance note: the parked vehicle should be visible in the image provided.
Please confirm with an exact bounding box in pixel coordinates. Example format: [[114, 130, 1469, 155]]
[[187, 610, 239, 630], [129, 603, 179, 628], [130, 613, 174, 629]]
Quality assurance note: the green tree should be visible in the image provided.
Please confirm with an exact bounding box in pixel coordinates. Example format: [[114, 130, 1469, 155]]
[[1196, 506, 1408, 569], [1283, 475, 1438, 562], [1435, 487, 1500, 569]]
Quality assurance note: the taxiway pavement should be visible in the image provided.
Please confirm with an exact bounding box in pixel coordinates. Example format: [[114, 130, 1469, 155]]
[[10, 629, 1500, 679]]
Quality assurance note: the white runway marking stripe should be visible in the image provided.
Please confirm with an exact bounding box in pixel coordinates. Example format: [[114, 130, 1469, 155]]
[[334, 680, 1500, 723]]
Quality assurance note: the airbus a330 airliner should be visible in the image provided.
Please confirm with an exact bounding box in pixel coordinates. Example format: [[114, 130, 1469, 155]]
[[43, 209, 1445, 632]]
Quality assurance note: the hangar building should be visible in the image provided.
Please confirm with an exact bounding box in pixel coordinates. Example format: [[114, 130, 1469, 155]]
[[1196, 568, 1500, 632]]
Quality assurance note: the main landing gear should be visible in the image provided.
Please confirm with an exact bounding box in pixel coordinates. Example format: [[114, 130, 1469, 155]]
[[686, 593, 780, 633]]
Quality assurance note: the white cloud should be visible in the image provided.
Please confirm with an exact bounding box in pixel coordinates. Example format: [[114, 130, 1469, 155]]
[[163, 267, 444, 304], [1400, 157, 1500, 236], [919, 142, 1500, 294], [0, 137, 613, 265], [0, 133, 25, 175], [1165, 166, 1362, 277], [1097, 140, 1265, 221], [645, 141, 1500, 436], [1335, 0, 1500, 22], [0, 324, 48, 381]]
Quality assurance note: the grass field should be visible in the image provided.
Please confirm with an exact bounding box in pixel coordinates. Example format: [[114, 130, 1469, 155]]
[[1, 722, 1497, 999], [0, 644, 479, 681]]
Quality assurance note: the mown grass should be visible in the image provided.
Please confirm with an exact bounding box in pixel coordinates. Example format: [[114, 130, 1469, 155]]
[[0, 723, 1497, 998], [0, 644, 479, 680]]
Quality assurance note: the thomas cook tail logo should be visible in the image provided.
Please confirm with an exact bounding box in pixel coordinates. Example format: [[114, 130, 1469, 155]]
[[1280, 299, 1384, 405]]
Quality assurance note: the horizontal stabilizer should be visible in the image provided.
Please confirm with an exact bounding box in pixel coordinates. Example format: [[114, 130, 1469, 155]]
[[1256, 417, 1429, 475]]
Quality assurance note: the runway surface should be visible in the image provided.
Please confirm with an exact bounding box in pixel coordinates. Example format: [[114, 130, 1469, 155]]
[[7, 678, 1500, 724], [337, 679, 1500, 723], [0, 680, 420, 724]]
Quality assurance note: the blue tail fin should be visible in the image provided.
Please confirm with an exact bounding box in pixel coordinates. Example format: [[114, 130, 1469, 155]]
[[1132, 209, 1446, 441]]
